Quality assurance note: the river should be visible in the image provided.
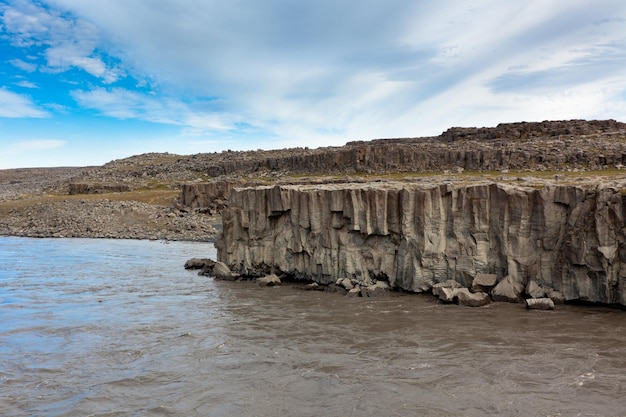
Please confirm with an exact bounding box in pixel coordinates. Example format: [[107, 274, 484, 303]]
[[1, 237, 625, 416]]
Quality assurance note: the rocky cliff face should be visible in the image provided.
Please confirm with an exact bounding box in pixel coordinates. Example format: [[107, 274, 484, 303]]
[[217, 181, 626, 306]]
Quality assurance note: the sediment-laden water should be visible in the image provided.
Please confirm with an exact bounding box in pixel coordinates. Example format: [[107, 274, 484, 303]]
[[1, 237, 625, 417]]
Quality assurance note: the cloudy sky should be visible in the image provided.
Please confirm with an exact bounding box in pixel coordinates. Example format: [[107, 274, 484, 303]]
[[1, 0, 625, 168]]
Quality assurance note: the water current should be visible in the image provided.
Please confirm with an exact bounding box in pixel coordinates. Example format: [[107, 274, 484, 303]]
[[1, 237, 626, 416]]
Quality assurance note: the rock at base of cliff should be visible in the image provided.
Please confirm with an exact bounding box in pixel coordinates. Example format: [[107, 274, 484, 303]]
[[360, 286, 388, 298], [526, 280, 545, 298], [547, 289, 565, 304], [184, 258, 215, 270], [256, 274, 281, 286], [212, 261, 236, 280], [471, 274, 498, 293], [525, 298, 555, 310], [304, 282, 323, 291], [336, 278, 355, 290], [432, 280, 464, 298], [491, 275, 524, 303], [324, 284, 348, 295], [346, 288, 361, 298], [456, 288, 492, 307]]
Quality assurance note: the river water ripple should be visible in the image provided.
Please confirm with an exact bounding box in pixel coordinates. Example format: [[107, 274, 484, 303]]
[[1, 237, 625, 416]]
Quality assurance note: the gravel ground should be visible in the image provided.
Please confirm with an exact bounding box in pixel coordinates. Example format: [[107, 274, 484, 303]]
[[0, 167, 219, 241]]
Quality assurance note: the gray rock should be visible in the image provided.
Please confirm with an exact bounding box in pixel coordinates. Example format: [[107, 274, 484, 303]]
[[526, 280, 545, 299], [471, 274, 497, 293], [324, 284, 348, 295], [184, 258, 214, 269], [212, 261, 235, 280], [304, 282, 322, 291], [525, 298, 555, 310], [360, 286, 389, 298], [338, 278, 354, 290], [455, 288, 492, 307], [256, 274, 281, 286], [346, 288, 361, 298], [432, 280, 463, 298], [547, 290, 565, 305], [491, 276, 524, 303], [437, 287, 460, 303]]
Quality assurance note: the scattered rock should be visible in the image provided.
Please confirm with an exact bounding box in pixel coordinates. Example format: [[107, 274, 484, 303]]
[[324, 284, 348, 295], [346, 288, 361, 298], [256, 274, 281, 286], [525, 298, 556, 310], [304, 282, 322, 291], [437, 287, 460, 303], [338, 278, 354, 290], [526, 280, 545, 299], [212, 261, 236, 280], [360, 286, 390, 298], [471, 274, 498, 293], [455, 288, 492, 307], [432, 280, 464, 298], [184, 258, 214, 269], [491, 276, 524, 303], [547, 290, 565, 305]]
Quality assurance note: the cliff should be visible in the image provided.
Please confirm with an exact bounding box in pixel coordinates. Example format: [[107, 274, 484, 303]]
[[216, 180, 626, 306]]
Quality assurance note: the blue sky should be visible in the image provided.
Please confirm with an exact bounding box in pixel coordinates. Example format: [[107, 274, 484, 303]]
[[1, 0, 626, 168]]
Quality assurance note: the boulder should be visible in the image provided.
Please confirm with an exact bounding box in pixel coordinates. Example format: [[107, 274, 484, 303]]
[[360, 286, 389, 298], [471, 274, 497, 293], [184, 258, 214, 270], [338, 278, 354, 290], [491, 275, 524, 303], [304, 282, 323, 291], [455, 288, 492, 307], [432, 280, 463, 298], [525, 298, 555, 310], [346, 288, 361, 298], [437, 287, 460, 303], [526, 280, 545, 298], [547, 290, 565, 305], [212, 261, 236, 280], [324, 284, 348, 295], [256, 274, 282, 286]]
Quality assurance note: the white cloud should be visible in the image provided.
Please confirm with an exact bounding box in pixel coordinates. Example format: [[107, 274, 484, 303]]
[[6, 139, 66, 152], [9, 58, 37, 72], [0, 87, 48, 118], [90, 1, 625, 139], [72, 87, 239, 133], [1, 0, 121, 83], [15, 80, 38, 88], [5, 0, 626, 152]]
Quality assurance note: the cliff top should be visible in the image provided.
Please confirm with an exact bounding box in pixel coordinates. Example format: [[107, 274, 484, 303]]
[[3, 118, 626, 203]]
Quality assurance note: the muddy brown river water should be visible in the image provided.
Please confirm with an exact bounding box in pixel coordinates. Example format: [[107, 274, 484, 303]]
[[1, 237, 625, 416]]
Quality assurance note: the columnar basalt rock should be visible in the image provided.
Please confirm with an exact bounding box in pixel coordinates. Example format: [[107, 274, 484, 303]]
[[216, 182, 626, 306]]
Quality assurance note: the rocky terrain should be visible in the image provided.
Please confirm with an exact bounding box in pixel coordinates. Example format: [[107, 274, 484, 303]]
[[0, 165, 219, 241]]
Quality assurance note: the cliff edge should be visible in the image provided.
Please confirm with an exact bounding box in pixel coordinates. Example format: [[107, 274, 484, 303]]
[[217, 180, 626, 306]]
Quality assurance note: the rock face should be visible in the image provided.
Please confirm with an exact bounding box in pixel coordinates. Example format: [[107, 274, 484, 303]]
[[217, 182, 626, 306], [68, 182, 133, 195]]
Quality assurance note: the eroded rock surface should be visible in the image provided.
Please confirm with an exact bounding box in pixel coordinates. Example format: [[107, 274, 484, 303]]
[[217, 181, 626, 306]]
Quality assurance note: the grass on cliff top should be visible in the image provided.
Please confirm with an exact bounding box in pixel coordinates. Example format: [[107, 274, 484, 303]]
[[0, 186, 180, 211]]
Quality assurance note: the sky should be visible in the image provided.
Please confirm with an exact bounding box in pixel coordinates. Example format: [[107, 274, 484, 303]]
[[1, 0, 626, 168]]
